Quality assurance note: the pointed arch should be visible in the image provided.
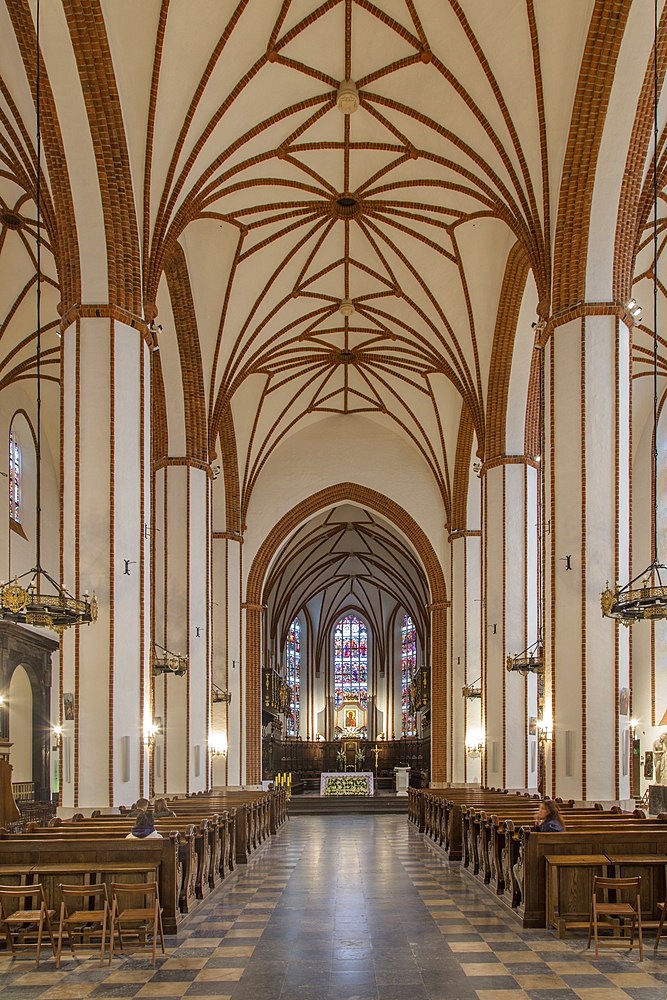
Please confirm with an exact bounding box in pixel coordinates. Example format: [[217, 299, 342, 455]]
[[244, 483, 448, 784]]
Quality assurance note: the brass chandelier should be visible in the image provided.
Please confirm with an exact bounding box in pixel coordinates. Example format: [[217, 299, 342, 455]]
[[506, 640, 544, 675], [601, 0, 667, 625], [0, 0, 96, 633], [152, 643, 188, 677]]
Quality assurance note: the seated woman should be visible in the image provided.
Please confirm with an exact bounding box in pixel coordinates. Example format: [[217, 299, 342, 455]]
[[534, 799, 565, 832], [153, 797, 176, 818], [126, 810, 163, 839]]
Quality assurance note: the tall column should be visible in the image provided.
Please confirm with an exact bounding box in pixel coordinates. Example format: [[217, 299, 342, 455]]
[[61, 309, 150, 808], [449, 530, 481, 784], [429, 599, 449, 785], [211, 531, 243, 788], [483, 458, 540, 791], [545, 309, 631, 802], [152, 460, 211, 795]]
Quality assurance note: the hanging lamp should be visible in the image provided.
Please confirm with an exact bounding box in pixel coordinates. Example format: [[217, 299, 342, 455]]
[[0, 0, 96, 633], [601, 0, 667, 624]]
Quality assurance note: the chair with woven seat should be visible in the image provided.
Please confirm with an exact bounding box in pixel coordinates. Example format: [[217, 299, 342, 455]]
[[0, 884, 56, 967], [587, 875, 643, 960], [56, 883, 110, 968], [109, 881, 164, 966]]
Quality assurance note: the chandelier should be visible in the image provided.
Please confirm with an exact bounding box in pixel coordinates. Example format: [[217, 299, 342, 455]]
[[506, 640, 543, 675], [152, 643, 188, 677], [601, 0, 666, 625], [0, 0, 96, 634], [461, 679, 481, 699]]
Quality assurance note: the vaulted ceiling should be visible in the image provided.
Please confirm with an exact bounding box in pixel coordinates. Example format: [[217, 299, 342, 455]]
[[0, 1, 665, 622]]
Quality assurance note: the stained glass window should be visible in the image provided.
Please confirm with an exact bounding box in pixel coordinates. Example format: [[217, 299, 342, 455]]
[[401, 613, 417, 736], [9, 432, 20, 523], [333, 615, 368, 707], [285, 618, 300, 736]]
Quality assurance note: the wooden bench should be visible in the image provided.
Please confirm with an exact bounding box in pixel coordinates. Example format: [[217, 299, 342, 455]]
[[0, 834, 181, 934]]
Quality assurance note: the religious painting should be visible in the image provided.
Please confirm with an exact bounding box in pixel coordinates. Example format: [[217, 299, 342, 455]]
[[63, 692, 74, 721], [619, 687, 629, 717], [345, 709, 357, 730], [644, 750, 654, 780]]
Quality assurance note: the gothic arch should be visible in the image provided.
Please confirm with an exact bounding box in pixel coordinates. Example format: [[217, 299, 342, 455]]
[[244, 482, 448, 784]]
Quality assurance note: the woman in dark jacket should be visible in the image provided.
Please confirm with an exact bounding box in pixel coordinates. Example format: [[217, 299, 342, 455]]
[[534, 799, 565, 832]]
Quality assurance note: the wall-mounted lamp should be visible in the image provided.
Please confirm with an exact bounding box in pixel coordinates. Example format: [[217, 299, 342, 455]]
[[209, 732, 227, 757], [465, 728, 485, 757], [52, 724, 62, 750], [144, 719, 162, 748], [212, 683, 232, 704], [536, 717, 553, 744]]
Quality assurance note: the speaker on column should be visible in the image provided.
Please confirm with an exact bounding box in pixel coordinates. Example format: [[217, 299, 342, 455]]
[[491, 741, 499, 773], [120, 735, 130, 783], [565, 730, 574, 777], [194, 744, 201, 778], [63, 736, 72, 785]]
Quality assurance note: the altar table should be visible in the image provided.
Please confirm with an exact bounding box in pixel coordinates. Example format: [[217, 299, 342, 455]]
[[320, 772, 374, 796]]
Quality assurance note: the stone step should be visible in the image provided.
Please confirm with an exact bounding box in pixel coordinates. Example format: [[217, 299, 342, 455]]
[[287, 794, 408, 816]]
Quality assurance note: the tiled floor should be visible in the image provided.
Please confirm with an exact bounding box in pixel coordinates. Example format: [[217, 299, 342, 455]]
[[1, 815, 666, 999]]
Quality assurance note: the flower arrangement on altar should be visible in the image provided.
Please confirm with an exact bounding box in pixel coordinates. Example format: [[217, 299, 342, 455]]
[[354, 748, 365, 770], [336, 748, 346, 771], [324, 774, 370, 796]]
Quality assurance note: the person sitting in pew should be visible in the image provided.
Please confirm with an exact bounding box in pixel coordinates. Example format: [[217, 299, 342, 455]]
[[153, 797, 176, 818], [127, 797, 150, 817], [126, 810, 162, 840], [534, 799, 565, 832]]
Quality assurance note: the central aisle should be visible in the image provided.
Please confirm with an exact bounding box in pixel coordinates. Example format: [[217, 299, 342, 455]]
[[179, 815, 664, 1000], [1, 815, 665, 998]]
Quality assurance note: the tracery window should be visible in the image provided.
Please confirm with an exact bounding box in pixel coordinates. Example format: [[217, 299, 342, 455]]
[[401, 613, 417, 736], [9, 431, 20, 523], [285, 618, 300, 736], [333, 615, 368, 707]]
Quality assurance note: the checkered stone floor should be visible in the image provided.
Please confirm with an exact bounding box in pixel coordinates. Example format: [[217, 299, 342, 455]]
[[0, 815, 666, 999]]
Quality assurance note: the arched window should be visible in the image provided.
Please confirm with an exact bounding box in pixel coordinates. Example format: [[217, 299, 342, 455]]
[[401, 613, 417, 736], [334, 615, 368, 707], [285, 618, 301, 736], [9, 431, 21, 523]]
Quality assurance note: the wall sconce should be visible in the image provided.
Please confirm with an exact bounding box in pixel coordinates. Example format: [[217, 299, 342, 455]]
[[52, 724, 62, 750], [212, 684, 232, 704], [209, 732, 227, 757], [465, 728, 485, 757], [144, 719, 162, 748], [462, 679, 482, 698], [536, 717, 553, 744]]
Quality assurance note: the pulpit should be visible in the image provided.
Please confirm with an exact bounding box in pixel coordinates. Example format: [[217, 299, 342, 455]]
[[0, 742, 20, 828]]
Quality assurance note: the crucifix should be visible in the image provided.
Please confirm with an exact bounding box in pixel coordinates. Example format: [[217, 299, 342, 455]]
[[370, 744, 381, 775]]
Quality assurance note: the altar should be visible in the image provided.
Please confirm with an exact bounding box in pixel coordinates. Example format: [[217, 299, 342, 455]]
[[320, 771, 374, 796]]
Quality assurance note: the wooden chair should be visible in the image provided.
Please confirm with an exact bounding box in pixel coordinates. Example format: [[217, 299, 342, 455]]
[[56, 883, 110, 968], [109, 881, 165, 966], [587, 875, 643, 960], [653, 893, 667, 951], [0, 884, 56, 967]]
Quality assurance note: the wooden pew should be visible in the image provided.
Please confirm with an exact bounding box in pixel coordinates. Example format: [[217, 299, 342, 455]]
[[510, 819, 667, 928], [0, 832, 182, 934]]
